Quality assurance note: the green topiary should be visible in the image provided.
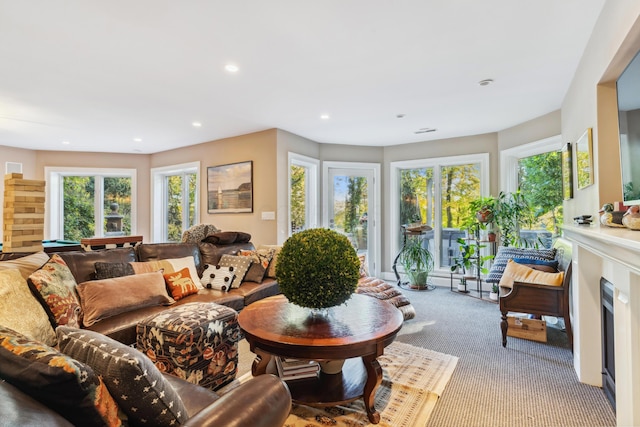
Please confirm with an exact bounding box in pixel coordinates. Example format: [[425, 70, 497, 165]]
[[275, 228, 360, 309]]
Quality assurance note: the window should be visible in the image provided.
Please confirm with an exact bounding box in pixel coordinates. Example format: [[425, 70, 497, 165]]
[[390, 154, 489, 273], [501, 136, 563, 247], [46, 168, 136, 241], [288, 153, 319, 235], [151, 162, 199, 242]]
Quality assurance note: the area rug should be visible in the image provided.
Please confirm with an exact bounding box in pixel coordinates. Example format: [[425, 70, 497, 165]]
[[222, 341, 458, 427]]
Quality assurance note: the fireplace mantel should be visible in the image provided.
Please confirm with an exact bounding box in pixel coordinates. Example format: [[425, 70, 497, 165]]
[[562, 223, 640, 426]]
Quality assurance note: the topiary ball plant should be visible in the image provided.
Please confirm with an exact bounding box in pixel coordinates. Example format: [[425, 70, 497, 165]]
[[275, 228, 360, 309]]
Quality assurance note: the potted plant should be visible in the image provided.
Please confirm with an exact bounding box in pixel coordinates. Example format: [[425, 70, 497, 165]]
[[458, 276, 469, 293], [399, 238, 434, 289], [489, 283, 499, 300], [469, 196, 497, 224], [493, 191, 531, 247], [275, 228, 361, 309], [450, 236, 494, 279]]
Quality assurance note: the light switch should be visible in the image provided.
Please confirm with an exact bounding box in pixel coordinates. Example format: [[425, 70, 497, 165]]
[[261, 211, 276, 220]]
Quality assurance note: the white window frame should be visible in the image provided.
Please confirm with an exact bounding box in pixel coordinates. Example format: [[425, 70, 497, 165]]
[[389, 153, 490, 275], [499, 135, 563, 193], [45, 167, 137, 240], [288, 152, 319, 235], [151, 161, 200, 243]]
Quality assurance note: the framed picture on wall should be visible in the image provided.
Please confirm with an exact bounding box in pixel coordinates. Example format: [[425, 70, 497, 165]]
[[207, 161, 253, 213], [562, 142, 573, 200], [576, 128, 594, 190]]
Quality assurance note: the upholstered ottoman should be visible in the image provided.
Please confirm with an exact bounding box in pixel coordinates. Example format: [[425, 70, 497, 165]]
[[136, 302, 239, 391]]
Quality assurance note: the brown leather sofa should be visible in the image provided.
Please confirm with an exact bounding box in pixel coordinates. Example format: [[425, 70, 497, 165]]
[[58, 241, 280, 345], [0, 373, 291, 427]]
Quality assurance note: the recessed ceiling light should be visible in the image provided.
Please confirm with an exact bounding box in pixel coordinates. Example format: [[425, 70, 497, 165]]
[[478, 79, 494, 86], [133, 138, 142, 142], [225, 64, 239, 73], [396, 114, 406, 119], [192, 122, 202, 127], [320, 114, 330, 120], [62, 140, 70, 145]]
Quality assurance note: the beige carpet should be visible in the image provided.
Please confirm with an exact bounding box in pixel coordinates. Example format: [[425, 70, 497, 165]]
[[223, 340, 458, 427]]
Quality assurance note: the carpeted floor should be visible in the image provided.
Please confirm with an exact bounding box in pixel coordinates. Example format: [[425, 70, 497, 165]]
[[235, 281, 616, 427]]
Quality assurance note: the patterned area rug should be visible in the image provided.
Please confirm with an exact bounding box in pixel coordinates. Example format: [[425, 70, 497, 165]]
[[223, 341, 458, 427]]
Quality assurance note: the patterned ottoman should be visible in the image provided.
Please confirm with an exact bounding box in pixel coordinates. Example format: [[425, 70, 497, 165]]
[[136, 302, 239, 391]]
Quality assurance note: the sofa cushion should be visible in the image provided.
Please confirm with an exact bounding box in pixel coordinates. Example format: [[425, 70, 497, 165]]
[[94, 261, 135, 280], [77, 271, 175, 327], [57, 326, 189, 427], [498, 259, 565, 289], [258, 244, 282, 278], [58, 247, 137, 284], [486, 246, 556, 283], [0, 251, 49, 280], [164, 267, 200, 300], [218, 254, 252, 289], [27, 254, 82, 329], [136, 242, 203, 277], [202, 231, 251, 244], [238, 248, 275, 283], [0, 326, 123, 427], [0, 269, 57, 346], [130, 255, 202, 288]]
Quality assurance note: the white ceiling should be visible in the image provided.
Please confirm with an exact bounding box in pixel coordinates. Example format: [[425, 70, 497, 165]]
[[0, 0, 606, 154]]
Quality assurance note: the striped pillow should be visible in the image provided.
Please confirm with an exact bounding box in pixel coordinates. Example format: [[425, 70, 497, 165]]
[[486, 246, 556, 283]]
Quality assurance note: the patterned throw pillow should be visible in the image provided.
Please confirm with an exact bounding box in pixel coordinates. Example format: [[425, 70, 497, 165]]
[[238, 248, 275, 283], [0, 251, 50, 280], [27, 254, 82, 328], [258, 244, 282, 278], [486, 246, 556, 283], [164, 267, 199, 300], [218, 254, 252, 288], [57, 326, 188, 427], [200, 264, 235, 291], [0, 326, 124, 427], [358, 253, 370, 278], [0, 269, 57, 346]]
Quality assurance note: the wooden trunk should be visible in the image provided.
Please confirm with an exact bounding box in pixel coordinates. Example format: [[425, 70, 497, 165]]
[[506, 316, 547, 343]]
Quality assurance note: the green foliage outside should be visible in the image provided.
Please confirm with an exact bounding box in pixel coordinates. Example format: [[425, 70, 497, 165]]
[[441, 164, 481, 229], [166, 173, 197, 242], [290, 165, 306, 233]]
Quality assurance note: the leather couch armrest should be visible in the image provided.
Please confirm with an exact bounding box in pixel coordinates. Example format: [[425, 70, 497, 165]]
[[183, 374, 291, 427]]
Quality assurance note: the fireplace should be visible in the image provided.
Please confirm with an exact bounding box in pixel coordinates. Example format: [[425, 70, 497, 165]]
[[600, 277, 615, 411]]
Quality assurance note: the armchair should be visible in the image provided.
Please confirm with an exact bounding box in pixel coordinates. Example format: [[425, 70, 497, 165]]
[[499, 239, 573, 351]]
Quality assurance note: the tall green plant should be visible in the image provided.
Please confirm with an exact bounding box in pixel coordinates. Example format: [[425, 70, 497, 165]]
[[399, 238, 434, 286], [493, 191, 531, 247]]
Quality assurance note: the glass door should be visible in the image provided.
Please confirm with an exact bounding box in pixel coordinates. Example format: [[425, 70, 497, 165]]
[[325, 164, 378, 276]]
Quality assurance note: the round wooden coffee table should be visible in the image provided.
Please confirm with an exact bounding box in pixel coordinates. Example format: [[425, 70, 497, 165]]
[[238, 293, 403, 424]]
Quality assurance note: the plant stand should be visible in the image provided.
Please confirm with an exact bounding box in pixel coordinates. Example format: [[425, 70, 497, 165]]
[[392, 225, 435, 291], [449, 235, 497, 302]]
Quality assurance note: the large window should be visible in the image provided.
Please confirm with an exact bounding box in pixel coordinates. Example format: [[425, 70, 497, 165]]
[[390, 154, 489, 273], [501, 136, 563, 248], [288, 153, 319, 235], [46, 168, 136, 241], [151, 162, 199, 242]]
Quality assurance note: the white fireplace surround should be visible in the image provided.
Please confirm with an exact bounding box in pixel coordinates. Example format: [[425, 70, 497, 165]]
[[562, 224, 640, 427]]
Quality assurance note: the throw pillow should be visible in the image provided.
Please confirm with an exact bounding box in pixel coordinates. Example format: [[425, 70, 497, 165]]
[[0, 326, 123, 427], [27, 254, 82, 329], [202, 231, 238, 245], [0, 251, 50, 280], [238, 248, 275, 283], [498, 259, 565, 289], [130, 255, 202, 289], [486, 246, 556, 283], [200, 264, 234, 291], [511, 257, 559, 270], [0, 269, 56, 346], [358, 253, 370, 278], [163, 267, 199, 300], [57, 326, 188, 427], [218, 254, 252, 288], [77, 271, 175, 327], [258, 244, 282, 278], [94, 262, 135, 280]]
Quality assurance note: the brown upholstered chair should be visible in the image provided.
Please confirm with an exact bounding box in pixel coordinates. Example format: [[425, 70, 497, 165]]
[[499, 239, 573, 351]]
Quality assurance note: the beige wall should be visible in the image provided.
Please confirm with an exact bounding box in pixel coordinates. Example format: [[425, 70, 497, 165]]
[[562, 2, 640, 222], [152, 129, 279, 247], [498, 110, 561, 152]]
